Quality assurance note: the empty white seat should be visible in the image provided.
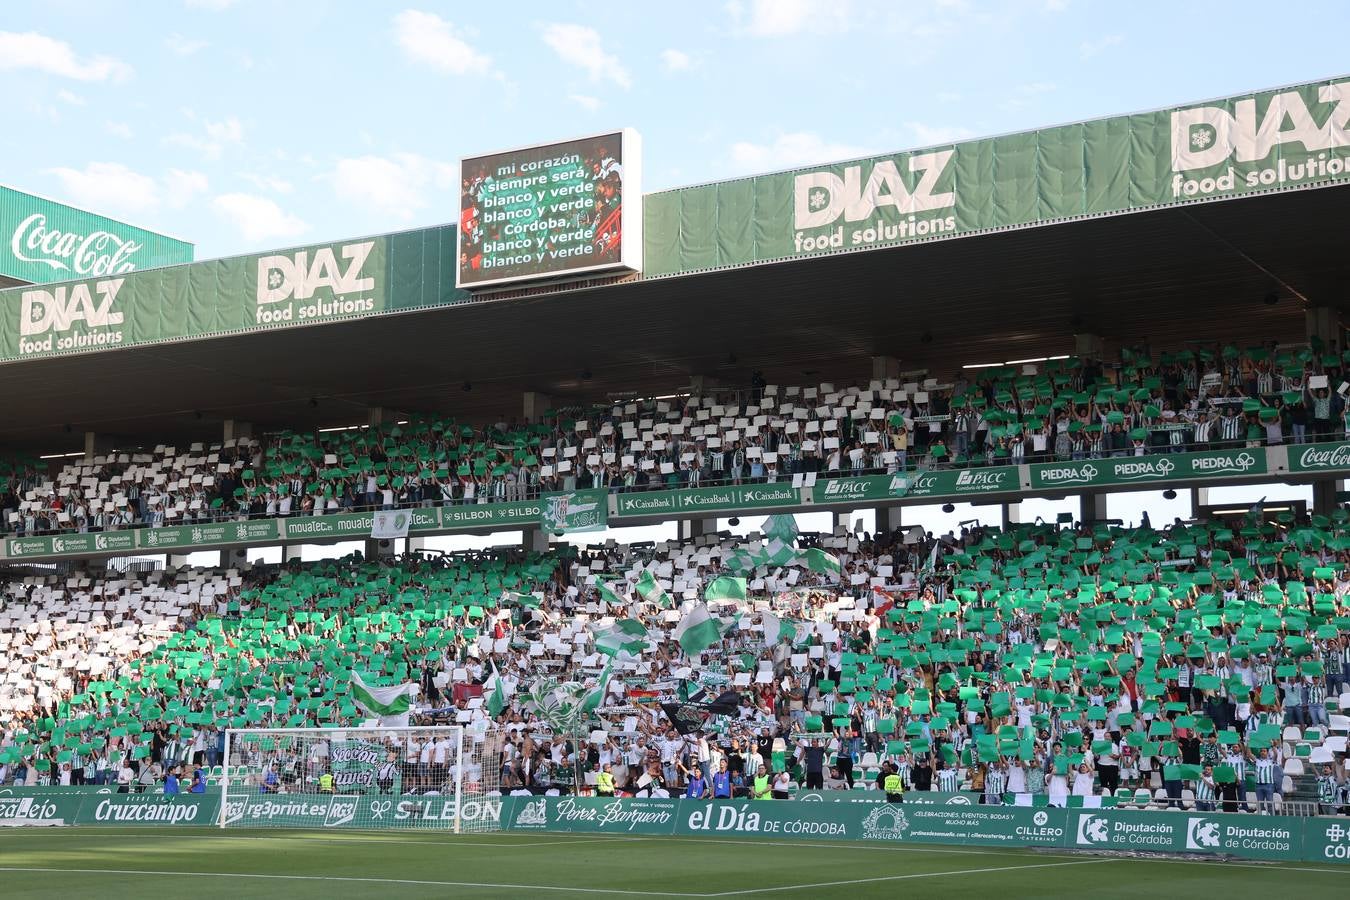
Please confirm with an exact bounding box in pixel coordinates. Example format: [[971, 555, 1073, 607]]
[[1282, 725, 1302, 742], [1284, 758, 1305, 776]]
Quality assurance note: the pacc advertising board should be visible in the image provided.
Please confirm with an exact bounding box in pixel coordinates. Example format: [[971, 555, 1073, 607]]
[[457, 129, 641, 289]]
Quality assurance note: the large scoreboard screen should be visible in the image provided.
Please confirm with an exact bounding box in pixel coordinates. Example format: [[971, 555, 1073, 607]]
[[457, 129, 641, 289]]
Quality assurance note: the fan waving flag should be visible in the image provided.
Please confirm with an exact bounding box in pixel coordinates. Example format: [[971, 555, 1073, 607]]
[[674, 604, 723, 656], [704, 576, 747, 601], [485, 663, 507, 718], [762, 514, 799, 544], [803, 547, 841, 576], [592, 619, 649, 658], [760, 611, 782, 647], [350, 670, 415, 726], [596, 579, 629, 606], [635, 570, 672, 607]]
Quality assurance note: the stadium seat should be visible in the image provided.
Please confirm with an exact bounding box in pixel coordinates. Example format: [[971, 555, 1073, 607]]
[[1284, 758, 1304, 776], [1282, 725, 1302, 742]]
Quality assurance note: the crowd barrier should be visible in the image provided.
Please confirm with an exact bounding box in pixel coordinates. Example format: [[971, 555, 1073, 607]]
[[3, 789, 1347, 862]]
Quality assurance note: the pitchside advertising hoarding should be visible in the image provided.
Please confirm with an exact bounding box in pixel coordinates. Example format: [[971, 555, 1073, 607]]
[[456, 129, 642, 289], [0, 184, 193, 284]]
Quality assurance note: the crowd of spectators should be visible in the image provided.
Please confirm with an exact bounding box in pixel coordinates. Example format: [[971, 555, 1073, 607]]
[[6, 342, 1350, 538], [2, 507, 1348, 813]]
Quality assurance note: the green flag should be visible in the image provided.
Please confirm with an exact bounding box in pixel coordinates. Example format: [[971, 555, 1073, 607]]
[[350, 670, 414, 722], [592, 619, 649, 658], [486, 664, 506, 718], [705, 576, 747, 602], [635, 570, 672, 607], [675, 604, 723, 656], [596, 579, 629, 606], [803, 547, 841, 576], [762, 514, 799, 544]]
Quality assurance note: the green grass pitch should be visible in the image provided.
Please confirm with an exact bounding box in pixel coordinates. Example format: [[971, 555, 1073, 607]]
[[0, 828, 1343, 898]]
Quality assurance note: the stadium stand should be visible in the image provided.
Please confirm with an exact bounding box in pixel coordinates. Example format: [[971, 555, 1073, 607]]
[[7, 344, 1350, 538], [3, 513, 1348, 814]]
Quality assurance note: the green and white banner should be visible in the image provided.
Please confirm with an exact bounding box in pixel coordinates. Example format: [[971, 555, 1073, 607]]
[[904, 466, 1019, 498], [1287, 441, 1350, 474], [643, 77, 1350, 275], [615, 483, 799, 517], [540, 490, 608, 533], [0, 227, 464, 361], [1030, 449, 1266, 490]]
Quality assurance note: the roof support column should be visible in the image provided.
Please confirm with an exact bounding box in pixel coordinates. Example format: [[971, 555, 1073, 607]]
[[875, 505, 903, 534], [1080, 491, 1108, 526], [223, 420, 253, 444], [680, 518, 717, 541], [523, 392, 552, 425], [1306, 306, 1342, 355], [1002, 502, 1021, 528], [522, 525, 551, 553], [871, 356, 900, 382]]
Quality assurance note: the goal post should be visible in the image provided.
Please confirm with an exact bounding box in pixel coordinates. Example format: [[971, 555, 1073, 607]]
[[221, 725, 502, 832]]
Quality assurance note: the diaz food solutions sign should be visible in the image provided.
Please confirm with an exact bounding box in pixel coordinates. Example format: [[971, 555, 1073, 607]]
[[0, 185, 193, 284]]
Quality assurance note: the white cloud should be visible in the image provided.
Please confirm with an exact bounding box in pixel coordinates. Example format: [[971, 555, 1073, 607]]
[[728, 0, 850, 37], [392, 10, 493, 76], [1080, 33, 1124, 59], [167, 115, 244, 160], [0, 31, 132, 82], [105, 121, 134, 139], [541, 24, 630, 89], [56, 89, 85, 106], [239, 173, 295, 194], [213, 193, 309, 243], [45, 163, 162, 214], [905, 121, 977, 145], [330, 153, 454, 221], [162, 169, 210, 208], [165, 34, 209, 56], [568, 93, 601, 112], [661, 49, 692, 72], [729, 132, 875, 174]]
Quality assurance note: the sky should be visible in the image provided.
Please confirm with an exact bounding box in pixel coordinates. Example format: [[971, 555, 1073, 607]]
[[1, 1, 1347, 260], [3, 1, 1336, 563]]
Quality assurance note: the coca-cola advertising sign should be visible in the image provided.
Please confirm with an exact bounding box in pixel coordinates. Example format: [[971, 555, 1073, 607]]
[[11, 213, 144, 277], [0, 185, 192, 284], [1289, 442, 1350, 473]]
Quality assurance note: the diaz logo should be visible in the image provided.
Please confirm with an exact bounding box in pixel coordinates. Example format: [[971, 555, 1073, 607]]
[[791, 153, 957, 253], [1172, 81, 1350, 174], [1186, 818, 1221, 850], [1076, 814, 1110, 845], [515, 799, 548, 827], [254, 241, 377, 325], [18, 278, 127, 355], [861, 805, 908, 840]]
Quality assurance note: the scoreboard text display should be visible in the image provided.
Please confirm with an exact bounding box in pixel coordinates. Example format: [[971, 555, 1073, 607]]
[[457, 129, 641, 289]]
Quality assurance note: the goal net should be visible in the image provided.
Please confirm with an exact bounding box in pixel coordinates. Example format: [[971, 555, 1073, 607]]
[[221, 725, 503, 832]]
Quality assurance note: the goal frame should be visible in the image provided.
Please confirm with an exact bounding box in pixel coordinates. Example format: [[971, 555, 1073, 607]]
[[221, 725, 469, 832]]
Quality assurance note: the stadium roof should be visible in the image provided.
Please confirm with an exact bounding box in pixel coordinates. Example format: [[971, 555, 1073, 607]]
[[3, 181, 1344, 454]]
